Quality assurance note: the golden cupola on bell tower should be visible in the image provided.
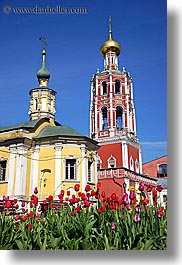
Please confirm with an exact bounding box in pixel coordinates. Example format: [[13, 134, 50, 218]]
[[100, 16, 121, 71], [28, 46, 56, 121]]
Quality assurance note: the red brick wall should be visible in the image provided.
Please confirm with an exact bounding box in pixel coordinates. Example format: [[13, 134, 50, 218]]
[[98, 143, 122, 168]]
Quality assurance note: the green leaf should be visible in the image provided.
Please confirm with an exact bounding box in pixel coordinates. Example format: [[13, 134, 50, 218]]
[[15, 240, 25, 250]]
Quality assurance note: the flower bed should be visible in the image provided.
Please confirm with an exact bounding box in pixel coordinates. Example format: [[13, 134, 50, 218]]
[[0, 183, 167, 250]]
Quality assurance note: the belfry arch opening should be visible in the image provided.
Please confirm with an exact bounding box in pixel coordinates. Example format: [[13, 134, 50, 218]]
[[101, 106, 108, 130], [116, 106, 123, 130], [115, 80, 121, 94]]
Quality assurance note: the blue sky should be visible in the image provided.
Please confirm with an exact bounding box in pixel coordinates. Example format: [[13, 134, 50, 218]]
[[0, 0, 167, 163]]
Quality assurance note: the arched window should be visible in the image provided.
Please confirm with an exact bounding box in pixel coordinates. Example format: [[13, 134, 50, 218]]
[[108, 155, 116, 168], [158, 163, 167, 177], [135, 160, 139, 173], [34, 98, 38, 111], [115, 80, 120, 94], [130, 157, 134, 171], [102, 107, 108, 130], [97, 156, 102, 170], [116, 106, 123, 130], [102, 81, 107, 95]]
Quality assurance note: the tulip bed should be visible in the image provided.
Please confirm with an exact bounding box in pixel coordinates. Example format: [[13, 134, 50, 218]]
[[0, 183, 167, 250]]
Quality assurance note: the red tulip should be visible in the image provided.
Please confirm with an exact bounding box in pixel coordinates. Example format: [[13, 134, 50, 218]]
[[134, 213, 140, 222], [122, 193, 129, 204], [14, 215, 21, 221], [84, 200, 90, 207], [129, 190, 135, 200], [95, 193, 99, 199], [74, 184, 80, 191], [139, 182, 145, 191], [33, 195, 38, 205], [71, 211, 75, 216], [97, 208, 101, 214], [22, 215, 28, 222], [91, 190, 95, 196], [81, 193, 86, 200], [29, 211, 34, 218], [152, 189, 157, 197], [111, 193, 116, 201], [5, 200, 12, 208], [143, 198, 149, 204], [76, 206, 81, 213], [34, 187, 38, 194], [126, 203, 131, 210], [67, 190, 70, 196], [28, 223, 33, 230], [21, 201, 25, 207], [101, 191, 105, 198], [47, 195, 53, 202], [146, 185, 153, 192], [157, 209, 164, 218], [85, 184, 90, 192], [97, 182, 101, 189], [156, 185, 163, 192], [13, 198, 17, 204], [60, 190, 64, 196]]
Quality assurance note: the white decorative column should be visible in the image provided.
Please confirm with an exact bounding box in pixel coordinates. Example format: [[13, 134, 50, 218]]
[[80, 145, 87, 192], [139, 148, 143, 173], [109, 73, 114, 136], [29, 146, 40, 196], [54, 143, 63, 198], [14, 144, 28, 199], [95, 75, 98, 138], [122, 141, 128, 168], [7, 145, 16, 197]]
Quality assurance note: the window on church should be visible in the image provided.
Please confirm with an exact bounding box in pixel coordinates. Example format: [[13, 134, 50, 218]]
[[35, 98, 38, 111], [88, 160, 92, 182], [97, 157, 102, 169], [116, 106, 123, 130], [157, 163, 167, 177], [135, 160, 139, 173], [108, 156, 116, 168], [102, 107, 108, 130], [102, 81, 107, 95], [130, 157, 134, 171], [65, 159, 76, 180], [0, 160, 7, 182], [115, 80, 120, 94]]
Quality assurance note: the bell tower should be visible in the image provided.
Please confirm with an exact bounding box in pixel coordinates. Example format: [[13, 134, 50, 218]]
[[29, 46, 56, 121], [90, 18, 143, 195]]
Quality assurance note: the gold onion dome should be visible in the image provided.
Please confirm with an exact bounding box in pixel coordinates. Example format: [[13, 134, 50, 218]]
[[100, 17, 121, 56]]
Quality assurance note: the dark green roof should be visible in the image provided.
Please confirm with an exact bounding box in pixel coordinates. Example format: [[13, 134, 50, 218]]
[[34, 126, 84, 139], [0, 119, 42, 133]]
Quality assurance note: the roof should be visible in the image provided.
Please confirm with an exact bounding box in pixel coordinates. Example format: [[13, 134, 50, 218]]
[[0, 119, 43, 133], [34, 125, 84, 139], [142, 155, 167, 165]]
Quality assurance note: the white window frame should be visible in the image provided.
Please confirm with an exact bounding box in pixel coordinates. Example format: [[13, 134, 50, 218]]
[[65, 158, 77, 181]]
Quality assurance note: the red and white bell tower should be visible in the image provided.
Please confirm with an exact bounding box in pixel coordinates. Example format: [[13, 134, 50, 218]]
[[89, 18, 150, 197]]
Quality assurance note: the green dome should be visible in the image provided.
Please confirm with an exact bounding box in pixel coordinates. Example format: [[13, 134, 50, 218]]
[[37, 49, 50, 80]]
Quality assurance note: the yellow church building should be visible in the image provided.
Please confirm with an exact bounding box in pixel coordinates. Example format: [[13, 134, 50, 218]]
[[0, 48, 99, 201]]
